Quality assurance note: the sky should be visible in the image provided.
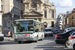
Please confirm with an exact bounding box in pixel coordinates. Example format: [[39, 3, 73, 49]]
[[49, 0, 75, 17]]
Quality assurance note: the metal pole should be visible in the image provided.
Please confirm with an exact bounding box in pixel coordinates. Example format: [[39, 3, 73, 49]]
[[12, 16, 13, 38], [0, 0, 3, 35], [20, 16, 21, 19], [12, 13, 14, 38]]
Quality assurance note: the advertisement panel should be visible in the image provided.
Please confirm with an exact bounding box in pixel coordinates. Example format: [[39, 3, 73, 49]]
[[0, 15, 2, 26]]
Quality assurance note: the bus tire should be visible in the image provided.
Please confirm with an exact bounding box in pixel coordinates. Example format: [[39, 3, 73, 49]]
[[73, 44, 75, 50], [45, 35, 47, 37], [18, 41, 21, 44], [40, 35, 43, 41], [35, 36, 38, 42]]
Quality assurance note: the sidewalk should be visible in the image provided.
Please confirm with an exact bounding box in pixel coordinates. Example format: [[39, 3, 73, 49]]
[[4, 37, 14, 41]]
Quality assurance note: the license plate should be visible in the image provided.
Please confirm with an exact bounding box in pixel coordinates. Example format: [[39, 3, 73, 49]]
[[19, 35, 22, 36], [19, 35, 22, 37], [22, 39, 26, 41]]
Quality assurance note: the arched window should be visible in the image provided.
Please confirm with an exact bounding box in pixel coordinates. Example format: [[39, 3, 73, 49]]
[[31, 2, 36, 8], [52, 10, 54, 18], [44, 11, 47, 18], [44, 22, 47, 28], [51, 21, 54, 27]]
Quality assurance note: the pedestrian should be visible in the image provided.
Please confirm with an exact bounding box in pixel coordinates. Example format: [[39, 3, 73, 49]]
[[7, 31, 11, 37]]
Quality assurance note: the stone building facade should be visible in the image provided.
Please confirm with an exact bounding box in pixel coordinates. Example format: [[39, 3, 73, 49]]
[[0, 0, 2, 33], [22, 0, 56, 29], [1, 0, 22, 34], [59, 9, 75, 31], [68, 9, 75, 27]]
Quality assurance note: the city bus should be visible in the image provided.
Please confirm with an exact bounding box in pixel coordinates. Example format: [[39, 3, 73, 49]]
[[14, 19, 44, 43]]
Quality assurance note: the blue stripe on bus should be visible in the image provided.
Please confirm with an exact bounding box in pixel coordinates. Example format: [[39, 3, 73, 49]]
[[36, 32, 44, 34]]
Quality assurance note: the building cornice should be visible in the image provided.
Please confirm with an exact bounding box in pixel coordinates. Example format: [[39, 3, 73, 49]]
[[42, 18, 56, 20]]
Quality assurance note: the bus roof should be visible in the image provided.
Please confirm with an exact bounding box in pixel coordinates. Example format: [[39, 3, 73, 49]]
[[15, 19, 43, 23], [34, 20, 43, 23]]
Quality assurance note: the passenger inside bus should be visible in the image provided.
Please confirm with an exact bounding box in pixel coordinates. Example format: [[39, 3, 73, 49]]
[[17, 24, 27, 32]]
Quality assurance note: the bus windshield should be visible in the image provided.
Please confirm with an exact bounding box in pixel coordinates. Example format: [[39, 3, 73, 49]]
[[14, 20, 34, 33]]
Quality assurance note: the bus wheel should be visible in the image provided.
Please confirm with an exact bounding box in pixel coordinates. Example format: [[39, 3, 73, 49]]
[[40, 35, 43, 41], [18, 41, 21, 44], [73, 44, 75, 50], [35, 36, 38, 42]]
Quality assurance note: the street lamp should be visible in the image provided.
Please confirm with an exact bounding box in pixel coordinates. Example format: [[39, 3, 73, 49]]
[[11, 13, 14, 38]]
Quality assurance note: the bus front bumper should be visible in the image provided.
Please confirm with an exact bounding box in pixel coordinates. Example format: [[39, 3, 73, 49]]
[[14, 37, 36, 42]]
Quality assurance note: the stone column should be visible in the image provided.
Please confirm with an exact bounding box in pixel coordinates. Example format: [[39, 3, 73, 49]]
[[0, 0, 2, 33], [54, 10, 56, 19]]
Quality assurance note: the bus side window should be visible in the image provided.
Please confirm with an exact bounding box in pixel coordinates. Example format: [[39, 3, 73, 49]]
[[35, 29, 39, 32]]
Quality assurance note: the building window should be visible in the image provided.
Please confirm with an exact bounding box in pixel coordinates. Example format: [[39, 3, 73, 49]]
[[45, 6, 46, 9], [39, 18, 41, 22], [44, 11, 47, 18], [21, 0, 23, 3], [1, 5, 3, 11], [31, 2, 36, 8], [51, 21, 54, 27], [34, 19, 37, 20], [52, 10, 54, 18], [72, 15, 73, 19], [44, 22, 47, 28]]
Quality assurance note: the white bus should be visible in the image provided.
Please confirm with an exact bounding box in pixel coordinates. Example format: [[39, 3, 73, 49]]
[[14, 19, 44, 43]]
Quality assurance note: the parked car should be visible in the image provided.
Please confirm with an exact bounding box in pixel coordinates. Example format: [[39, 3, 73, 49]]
[[0, 32, 4, 41], [55, 29, 75, 44], [53, 29, 60, 34], [64, 27, 75, 33], [44, 27, 53, 37], [65, 31, 75, 50]]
